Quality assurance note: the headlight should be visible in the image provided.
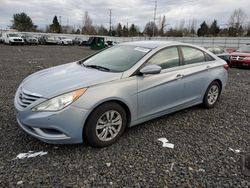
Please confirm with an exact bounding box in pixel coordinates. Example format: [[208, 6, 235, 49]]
[[32, 88, 87, 112], [244, 57, 250, 60]]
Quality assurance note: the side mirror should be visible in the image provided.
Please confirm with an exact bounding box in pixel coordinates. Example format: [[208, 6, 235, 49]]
[[140, 64, 162, 75]]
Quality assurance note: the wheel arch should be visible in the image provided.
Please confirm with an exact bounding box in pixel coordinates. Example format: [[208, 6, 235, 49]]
[[83, 99, 132, 130], [213, 79, 222, 90], [203, 79, 223, 105]]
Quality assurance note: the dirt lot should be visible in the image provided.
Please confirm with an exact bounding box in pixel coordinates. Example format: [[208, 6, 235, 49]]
[[0, 45, 249, 187]]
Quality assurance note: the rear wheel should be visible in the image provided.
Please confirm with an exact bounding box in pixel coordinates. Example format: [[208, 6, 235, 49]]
[[203, 81, 221, 108], [84, 102, 127, 147]]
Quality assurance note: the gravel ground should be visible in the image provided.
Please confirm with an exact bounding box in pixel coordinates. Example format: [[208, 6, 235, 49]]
[[0, 45, 249, 187]]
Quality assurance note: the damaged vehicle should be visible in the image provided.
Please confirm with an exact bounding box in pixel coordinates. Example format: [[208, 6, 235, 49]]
[[14, 41, 228, 147], [3, 33, 24, 45], [21, 34, 39, 45], [230, 45, 250, 67]]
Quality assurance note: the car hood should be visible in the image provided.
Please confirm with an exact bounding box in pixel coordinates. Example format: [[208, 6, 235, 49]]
[[230, 52, 250, 57], [22, 62, 123, 98]]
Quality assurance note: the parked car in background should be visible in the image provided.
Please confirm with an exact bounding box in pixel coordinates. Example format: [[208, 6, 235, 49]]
[[38, 35, 57, 45], [21, 34, 39, 45], [57, 36, 73, 45], [207, 47, 231, 64], [0, 33, 4, 43], [3, 33, 24, 45], [73, 37, 86, 45], [14, 41, 228, 147], [230, 45, 250, 67], [37, 35, 46, 45], [44, 35, 58, 45], [105, 40, 118, 48]]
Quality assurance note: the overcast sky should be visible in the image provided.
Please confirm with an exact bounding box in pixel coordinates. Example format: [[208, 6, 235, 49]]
[[0, 0, 249, 31]]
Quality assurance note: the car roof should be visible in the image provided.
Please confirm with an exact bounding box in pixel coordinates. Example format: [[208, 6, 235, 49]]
[[121, 40, 182, 49]]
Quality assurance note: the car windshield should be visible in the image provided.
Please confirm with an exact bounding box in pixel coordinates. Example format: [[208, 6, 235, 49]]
[[82, 45, 151, 72], [236, 46, 250, 53], [8, 34, 19, 37]]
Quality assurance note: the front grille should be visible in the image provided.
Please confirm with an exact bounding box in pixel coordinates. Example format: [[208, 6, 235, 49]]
[[18, 88, 41, 108], [231, 56, 245, 61], [14, 39, 22, 42]]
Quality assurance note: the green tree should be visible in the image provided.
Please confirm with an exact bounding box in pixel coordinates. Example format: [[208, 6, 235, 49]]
[[129, 24, 139, 36], [197, 21, 209, 37], [247, 25, 250, 36], [143, 21, 158, 37], [98, 25, 109, 36], [122, 25, 128, 37], [49, 16, 61, 33], [75, 29, 81, 34], [228, 26, 237, 37], [11, 12, 36, 31], [116, 23, 122, 37], [210, 20, 220, 36]]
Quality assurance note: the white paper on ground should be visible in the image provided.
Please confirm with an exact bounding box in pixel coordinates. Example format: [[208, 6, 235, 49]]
[[16, 151, 48, 159], [229, 147, 241, 153], [106, 162, 111, 167], [158, 138, 174, 149]]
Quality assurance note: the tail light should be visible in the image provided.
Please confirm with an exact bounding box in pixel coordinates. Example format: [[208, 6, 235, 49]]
[[223, 64, 229, 71]]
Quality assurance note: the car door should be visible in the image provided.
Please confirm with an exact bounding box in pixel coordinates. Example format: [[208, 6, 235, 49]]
[[180, 46, 215, 104], [137, 47, 185, 119]]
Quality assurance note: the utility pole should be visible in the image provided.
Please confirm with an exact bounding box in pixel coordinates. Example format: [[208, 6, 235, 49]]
[[109, 9, 112, 36], [153, 0, 157, 37], [59, 16, 62, 25]]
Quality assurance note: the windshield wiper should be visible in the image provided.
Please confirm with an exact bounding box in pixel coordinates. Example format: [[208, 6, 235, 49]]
[[84, 64, 110, 72]]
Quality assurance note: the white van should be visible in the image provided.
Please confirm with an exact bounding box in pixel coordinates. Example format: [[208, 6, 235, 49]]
[[3, 33, 24, 45]]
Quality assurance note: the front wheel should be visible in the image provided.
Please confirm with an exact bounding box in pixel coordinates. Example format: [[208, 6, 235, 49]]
[[203, 81, 221, 108], [84, 102, 127, 147]]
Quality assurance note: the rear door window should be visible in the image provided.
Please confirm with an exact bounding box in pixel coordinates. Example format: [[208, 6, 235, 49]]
[[148, 47, 180, 69], [181, 47, 206, 65]]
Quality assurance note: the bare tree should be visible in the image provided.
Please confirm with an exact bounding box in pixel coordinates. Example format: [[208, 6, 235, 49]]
[[190, 19, 197, 35], [158, 15, 167, 36], [229, 8, 247, 36], [82, 11, 96, 34]]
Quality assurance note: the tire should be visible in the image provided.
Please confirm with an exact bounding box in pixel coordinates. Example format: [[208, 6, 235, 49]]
[[84, 102, 127, 147], [203, 81, 221, 108]]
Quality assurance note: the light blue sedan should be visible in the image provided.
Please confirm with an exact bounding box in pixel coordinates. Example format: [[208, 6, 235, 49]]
[[14, 41, 228, 147]]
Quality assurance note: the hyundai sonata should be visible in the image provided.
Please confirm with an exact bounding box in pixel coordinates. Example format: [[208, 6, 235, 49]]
[[14, 41, 228, 147]]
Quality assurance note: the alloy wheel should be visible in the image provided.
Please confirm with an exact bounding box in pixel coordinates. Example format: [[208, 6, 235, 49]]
[[207, 85, 219, 105], [95, 110, 122, 142]]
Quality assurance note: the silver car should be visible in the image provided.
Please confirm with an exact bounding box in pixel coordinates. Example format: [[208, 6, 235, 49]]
[[14, 41, 228, 147]]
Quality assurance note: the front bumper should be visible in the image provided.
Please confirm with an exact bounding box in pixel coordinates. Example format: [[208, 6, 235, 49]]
[[10, 41, 24, 44], [231, 60, 250, 67], [15, 97, 89, 144], [63, 41, 72, 45]]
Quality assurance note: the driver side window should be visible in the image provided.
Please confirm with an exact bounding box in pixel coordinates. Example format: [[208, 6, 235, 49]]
[[147, 47, 180, 69]]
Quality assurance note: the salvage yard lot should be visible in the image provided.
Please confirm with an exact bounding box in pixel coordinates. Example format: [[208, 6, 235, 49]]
[[0, 45, 249, 187]]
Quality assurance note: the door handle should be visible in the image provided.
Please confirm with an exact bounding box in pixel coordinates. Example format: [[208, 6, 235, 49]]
[[206, 65, 211, 69]]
